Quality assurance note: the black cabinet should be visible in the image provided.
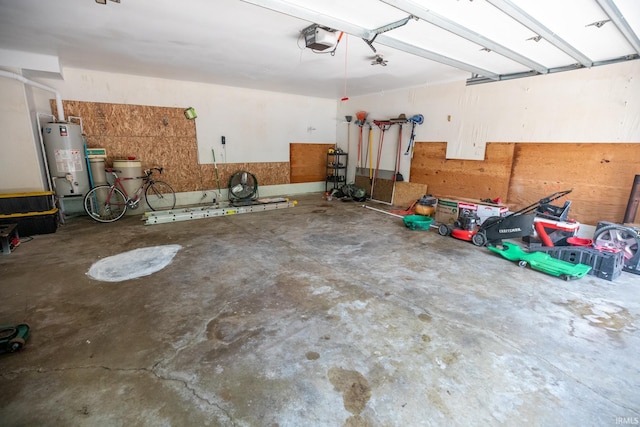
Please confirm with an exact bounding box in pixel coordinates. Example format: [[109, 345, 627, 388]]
[[326, 152, 348, 191]]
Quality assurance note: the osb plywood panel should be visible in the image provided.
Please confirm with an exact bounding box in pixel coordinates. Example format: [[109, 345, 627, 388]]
[[371, 178, 394, 203], [53, 100, 288, 192], [393, 181, 428, 208], [507, 143, 640, 225], [410, 142, 514, 201], [290, 143, 335, 183], [354, 175, 371, 197], [54, 101, 197, 138]]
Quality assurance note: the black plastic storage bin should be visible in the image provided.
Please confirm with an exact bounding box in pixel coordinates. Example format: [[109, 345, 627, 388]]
[[0, 192, 54, 215], [0, 208, 59, 236], [533, 246, 624, 281]]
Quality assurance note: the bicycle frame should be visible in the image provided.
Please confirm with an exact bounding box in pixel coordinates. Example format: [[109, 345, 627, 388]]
[[105, 168, 149, 209]]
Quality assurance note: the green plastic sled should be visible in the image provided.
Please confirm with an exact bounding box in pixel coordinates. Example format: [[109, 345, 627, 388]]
[[488, 242, 591, 280]]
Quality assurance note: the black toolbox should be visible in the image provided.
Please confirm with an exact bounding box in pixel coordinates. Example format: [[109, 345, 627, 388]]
[[532, 246, 624, 281]]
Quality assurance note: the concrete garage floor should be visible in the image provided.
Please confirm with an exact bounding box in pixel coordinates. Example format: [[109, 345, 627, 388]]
[[1, 193, 638, 426]]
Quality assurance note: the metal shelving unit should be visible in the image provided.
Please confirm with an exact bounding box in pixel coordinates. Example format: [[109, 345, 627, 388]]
[[326, 152, 348, 192]]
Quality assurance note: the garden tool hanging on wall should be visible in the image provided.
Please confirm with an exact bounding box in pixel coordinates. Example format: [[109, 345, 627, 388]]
[[404, 114, 424, 158], [372, 120, 392, 185], [355, 111, 367, 169], [390, 114, 408, 181]]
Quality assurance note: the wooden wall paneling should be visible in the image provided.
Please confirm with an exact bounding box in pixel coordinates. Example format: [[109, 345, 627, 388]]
[[410, 142, 514, 200], [290, 143, 335, 183], [507, 143, 640, 225]]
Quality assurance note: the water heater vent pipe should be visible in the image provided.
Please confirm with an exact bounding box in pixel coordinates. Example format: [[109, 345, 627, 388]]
[[0, 70, 65, 121]]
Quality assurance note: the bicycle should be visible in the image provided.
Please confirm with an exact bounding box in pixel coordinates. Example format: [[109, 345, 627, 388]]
[[83, 167, 176, 223]]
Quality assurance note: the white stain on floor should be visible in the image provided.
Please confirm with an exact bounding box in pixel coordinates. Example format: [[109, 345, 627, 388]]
[[87, 244, 182, 282]]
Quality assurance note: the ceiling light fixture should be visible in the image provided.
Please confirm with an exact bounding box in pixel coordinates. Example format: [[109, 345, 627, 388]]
[[370, 54, 388, 66]]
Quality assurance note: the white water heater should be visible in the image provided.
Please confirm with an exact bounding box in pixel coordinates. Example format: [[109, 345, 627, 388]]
[[42, 122, 90, 197]]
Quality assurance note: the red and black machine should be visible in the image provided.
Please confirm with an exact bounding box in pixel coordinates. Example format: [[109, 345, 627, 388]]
[[438, 190, 573, 247]]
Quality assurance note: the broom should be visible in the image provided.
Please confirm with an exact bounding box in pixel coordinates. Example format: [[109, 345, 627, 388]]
[[211, 149, 221, 205]]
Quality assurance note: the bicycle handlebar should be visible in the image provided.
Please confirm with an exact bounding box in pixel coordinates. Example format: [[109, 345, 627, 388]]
[[144, 167, 164, 175]]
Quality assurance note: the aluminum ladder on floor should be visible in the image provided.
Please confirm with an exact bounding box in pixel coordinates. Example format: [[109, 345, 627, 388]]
[[143, 198, 297, 225]]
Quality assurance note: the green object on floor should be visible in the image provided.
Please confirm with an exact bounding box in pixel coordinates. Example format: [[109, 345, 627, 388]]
[[0, 323, 30, 353], [488, 242, 591, 280], [403, 215, 433, 230]]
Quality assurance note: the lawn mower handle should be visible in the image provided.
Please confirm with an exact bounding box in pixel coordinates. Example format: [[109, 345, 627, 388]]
[[509, 189, 573, 217], [538, 189, 572, 205]]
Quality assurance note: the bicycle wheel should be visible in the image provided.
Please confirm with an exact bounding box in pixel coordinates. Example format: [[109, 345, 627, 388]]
[[84, 185, 128, 223], [145, 181, 176, 211]]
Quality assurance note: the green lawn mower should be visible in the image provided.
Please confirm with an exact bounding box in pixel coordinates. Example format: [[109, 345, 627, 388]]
[[0, 323, 30, 353]]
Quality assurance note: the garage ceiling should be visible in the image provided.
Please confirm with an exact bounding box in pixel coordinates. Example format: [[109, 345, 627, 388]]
[[0, 0, 638, 99]]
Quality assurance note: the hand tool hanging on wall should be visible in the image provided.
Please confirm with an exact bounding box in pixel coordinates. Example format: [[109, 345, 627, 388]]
[[395, 123, 404, 181], [355, 111, 367, 169], [357, 121, 363, 168], [368, 123, 374, 181], [390, 114, 408, 182], [361, 122, 371, 171], [372, 120, 392, 186], [404, 114, 424, 158], [211, 148, 222, 205]]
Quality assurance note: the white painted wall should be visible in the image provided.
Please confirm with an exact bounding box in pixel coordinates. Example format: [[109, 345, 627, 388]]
[[0, 68, 337, 194], [0, 75, 44, 192], [337, 60, 640, 183]]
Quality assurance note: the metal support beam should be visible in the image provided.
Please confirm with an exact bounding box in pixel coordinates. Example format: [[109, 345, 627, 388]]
[[144, 199, 297, 225], [380, 0, 549, 74], [486, 0, 593, 67], [466, 53, 639, 85], [376, 35, 500, 80], [595, 0, 640, 55]]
